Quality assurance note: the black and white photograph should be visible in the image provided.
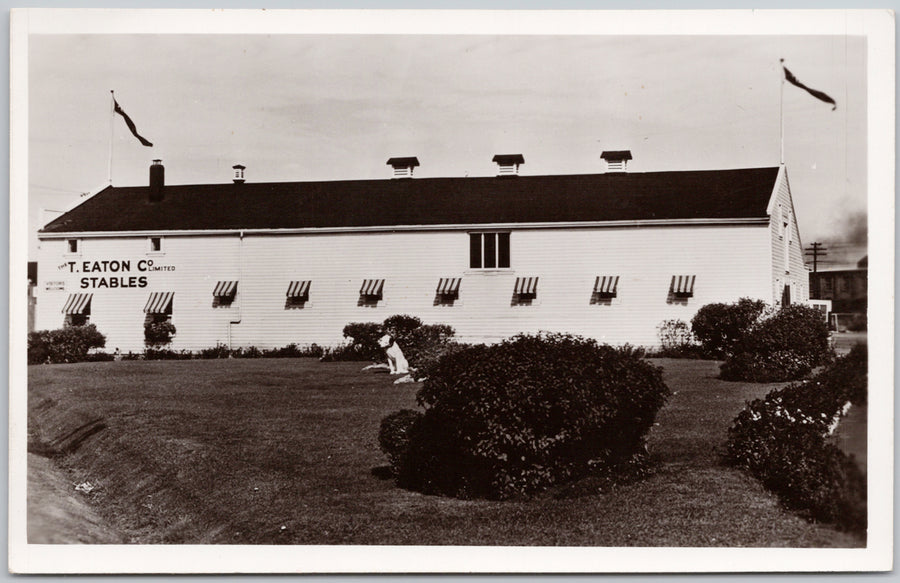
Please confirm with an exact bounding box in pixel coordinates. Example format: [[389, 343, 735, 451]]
[[9, 8, 894, 574]]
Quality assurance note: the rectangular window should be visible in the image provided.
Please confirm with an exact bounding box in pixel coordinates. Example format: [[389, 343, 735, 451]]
[[67, 239, 79, 254], [469, 234, 482, 269], [469, 232, 510, 269], [497, 233, 510, 268], [484, 234, 496, 268], [150, 237, 162, 252]]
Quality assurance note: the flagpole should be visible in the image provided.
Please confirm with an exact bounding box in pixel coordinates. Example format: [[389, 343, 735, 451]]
[[108, 90, 115, 185], [779, 60, 785, 166]]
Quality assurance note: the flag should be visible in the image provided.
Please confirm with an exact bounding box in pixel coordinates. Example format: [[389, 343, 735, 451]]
[[782, 65, 837, 111], [113, 97, 153, 147]]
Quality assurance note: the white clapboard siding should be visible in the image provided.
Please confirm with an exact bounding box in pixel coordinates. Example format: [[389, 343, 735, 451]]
[[37, 222, 773, 351], [36, 235, 242, 352], [770, 169, 810, 305]]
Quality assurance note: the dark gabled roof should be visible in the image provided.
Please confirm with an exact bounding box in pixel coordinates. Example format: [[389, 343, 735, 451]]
[[40, 166, 780, 234], [386, 157, 420, 168], [601, 150, 633, 161], [492, 154, 525, 165]]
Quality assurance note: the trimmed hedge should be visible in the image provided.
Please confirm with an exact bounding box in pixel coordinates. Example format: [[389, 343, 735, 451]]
[[725, 344, 867, 534], [76, 343, 325, 362], [381, 333, 670, 500], [691, 298, 768, 358], [720, 304, 833, 382], [325, 316, 456, 368], [28, 325, 107, 364]]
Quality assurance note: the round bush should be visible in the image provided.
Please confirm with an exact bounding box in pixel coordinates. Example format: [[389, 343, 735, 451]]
[[720, 304, 832, 382], [378, 409, 423, 472], [690, 298, 767, 358], [387, 333, 670, 500], [338, 322, 383, 361], [382, 314, 423, 341]]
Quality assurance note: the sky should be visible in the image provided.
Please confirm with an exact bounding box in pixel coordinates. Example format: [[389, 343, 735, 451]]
[[28, 32, 868, 266]]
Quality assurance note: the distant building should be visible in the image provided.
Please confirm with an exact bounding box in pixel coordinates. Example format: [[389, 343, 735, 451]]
[[35, 154, 809, 351], [810, 256, 867, 313], [809, 256, 866, 330]]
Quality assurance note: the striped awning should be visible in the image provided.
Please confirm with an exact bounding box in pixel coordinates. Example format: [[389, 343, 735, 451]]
[[514, 276, 539, 296], [436, 277, 461, 296], [671, 275, 696, 296], [286, 280, 311, 298], [360, 279, 385, 297], [593, 275, 619, 296], [61, 293, 92, 315], [143, 292, 174, 314], [213, 281, 238, 297]]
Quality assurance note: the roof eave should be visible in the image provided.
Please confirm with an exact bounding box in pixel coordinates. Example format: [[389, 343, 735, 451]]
[[37, 216, 770, 239]]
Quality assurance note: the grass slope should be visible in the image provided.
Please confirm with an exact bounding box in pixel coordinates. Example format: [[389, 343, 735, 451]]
[[28, 358, 864, 546]]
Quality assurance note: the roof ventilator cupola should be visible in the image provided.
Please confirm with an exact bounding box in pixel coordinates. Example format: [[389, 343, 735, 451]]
[[386, 157, 420, 179], [149, 159, 165, 202], [600, 150, 633, 173], [232, 164, 246, 184], [492, 154, 524, 177]]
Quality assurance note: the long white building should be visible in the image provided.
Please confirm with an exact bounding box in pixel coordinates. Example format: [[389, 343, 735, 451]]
[[35, 152, 809, 352]]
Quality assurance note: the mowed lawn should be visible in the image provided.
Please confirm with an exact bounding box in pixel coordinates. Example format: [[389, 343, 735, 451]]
[[28, 358, 864, 546]]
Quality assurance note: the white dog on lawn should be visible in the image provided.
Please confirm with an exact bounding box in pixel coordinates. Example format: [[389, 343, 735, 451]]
[[378, 333, 409, 374]]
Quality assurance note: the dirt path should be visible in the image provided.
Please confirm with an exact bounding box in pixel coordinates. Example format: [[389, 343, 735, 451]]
[[28, 453, 124, 544]]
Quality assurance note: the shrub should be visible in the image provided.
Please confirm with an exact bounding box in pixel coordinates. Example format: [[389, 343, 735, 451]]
[[720, 304, 832, 382], [401, 324, 456, 369], [378, 409, 423, 473], [144, 320, 176, 347], [335, 322, 383, 361], [823, 343, 867, 405], [143, 348, 194, 360], [325, 317, 456, 366], [82, 351, 116, 362], [720, 350, 816, 383], [725, 349, 868, 534], [653, 319, 708, 358], [691, 298, 768, 358], [27, 325, 107, 364], [382, 315, 423, 341], [262, 343, 324, 358], [385, 333, 670, 500], [231, 346, 264, 359], [198, 344, 232, 359]]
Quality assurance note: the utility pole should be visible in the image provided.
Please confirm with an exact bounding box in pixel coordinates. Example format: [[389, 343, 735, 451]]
[[805, 242, 828, 298], [804, 242, 828, 273]]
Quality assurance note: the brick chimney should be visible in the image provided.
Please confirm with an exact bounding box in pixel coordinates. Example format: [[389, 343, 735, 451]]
[[149, 159, 164, 202]]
